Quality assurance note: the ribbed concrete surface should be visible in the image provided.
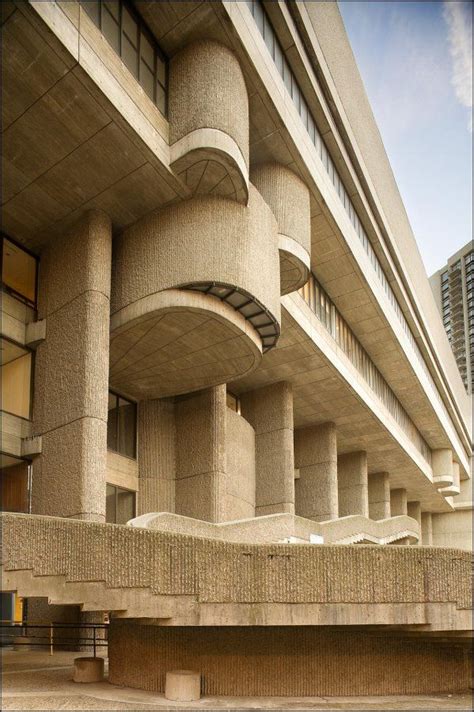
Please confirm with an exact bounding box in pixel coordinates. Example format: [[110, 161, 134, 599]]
[[109, 624, 471, 696]]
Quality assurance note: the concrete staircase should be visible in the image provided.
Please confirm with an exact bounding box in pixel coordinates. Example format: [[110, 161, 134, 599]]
[[129, 511, 420, 545]]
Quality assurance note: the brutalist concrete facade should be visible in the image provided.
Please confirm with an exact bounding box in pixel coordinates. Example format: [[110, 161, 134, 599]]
[[1, 0, 472, 698]]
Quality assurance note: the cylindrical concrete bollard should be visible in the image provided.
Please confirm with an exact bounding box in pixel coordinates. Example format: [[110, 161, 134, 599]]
[[73, 657, 104, 683], [165, 670, 201, 701]]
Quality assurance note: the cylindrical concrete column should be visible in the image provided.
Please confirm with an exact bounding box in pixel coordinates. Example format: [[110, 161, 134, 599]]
[[169, 40, 249, 202], [390, 488, 408, 516], [294, 423, 338, 521], [368, 472, 390, 520], [407, 501, 422, 545], [337, 451, 369, 517], [240, 381, 294, 516], [251, 163, 311, 294], [421, 512, 433, 545], [137, 399, 176, 516], [32, 210, 112, 521], [175, 385, 227, 523]]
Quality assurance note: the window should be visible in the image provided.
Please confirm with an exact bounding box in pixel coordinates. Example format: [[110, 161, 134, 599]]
[[1, 456, 30, 513], [1, 236, 37, 306], [106, 483, 135, 524], [1, 339, 33, 419], [226, 391, 241, 414], [107, 391, 137, 458], [80, 0, 167, 115]]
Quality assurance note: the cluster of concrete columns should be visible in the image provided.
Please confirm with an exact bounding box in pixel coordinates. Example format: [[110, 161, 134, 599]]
[[292, 419, 432, 544], [29, 211, 438, 548]]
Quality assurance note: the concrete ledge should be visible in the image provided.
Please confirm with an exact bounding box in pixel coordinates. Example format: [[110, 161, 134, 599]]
[[25, 319, 46, 348]]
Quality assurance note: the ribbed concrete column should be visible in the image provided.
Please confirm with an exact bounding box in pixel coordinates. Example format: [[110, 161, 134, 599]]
[[240, 382, 294, 516], [390, 488, 408, 516], [421, 512, 433, 545], [32, 211, 112, 521], [294, 423, 338, 521], [407, 501, 422, 544], [175, 385, 226, 522], [338, 451, 369, 517], [137, 399, 176, 515], [368, 472, 390, 520]]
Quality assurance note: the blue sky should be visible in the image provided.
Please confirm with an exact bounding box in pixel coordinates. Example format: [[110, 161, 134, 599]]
[[338, 0, 472, 275]]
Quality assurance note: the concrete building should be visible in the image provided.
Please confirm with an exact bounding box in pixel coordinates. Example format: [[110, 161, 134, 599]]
[[430, 242, 474, 394], [1, 0, 472, 698]]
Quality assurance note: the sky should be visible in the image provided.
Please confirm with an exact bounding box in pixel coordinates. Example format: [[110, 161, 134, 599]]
[[338, 0, 472, 276]]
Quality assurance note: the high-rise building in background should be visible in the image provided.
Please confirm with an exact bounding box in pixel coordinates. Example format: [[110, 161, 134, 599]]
[[430, 243, 474, 394], [1, 0, 472, 700]]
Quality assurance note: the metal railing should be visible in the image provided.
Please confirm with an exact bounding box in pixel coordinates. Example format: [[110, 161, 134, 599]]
[[0, 621, 108, 656]]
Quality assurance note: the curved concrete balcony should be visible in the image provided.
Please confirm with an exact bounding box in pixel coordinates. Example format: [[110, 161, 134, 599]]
[[432, 449, 455, 490], [130, 511, 419, 546], [440, 461, 461, 497], [251, 163, 311, 294], [1, 513, 471, 629], [169, 41, 249, 203], [110, 187, 280, 399]]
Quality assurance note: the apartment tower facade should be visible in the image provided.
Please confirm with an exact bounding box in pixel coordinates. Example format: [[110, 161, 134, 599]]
[[1, 0, 472, 697], [430, 242, 474, 394]]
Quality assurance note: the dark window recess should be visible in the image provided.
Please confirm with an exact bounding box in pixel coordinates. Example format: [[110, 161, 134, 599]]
[[106, 483, 136, 524], [107, 391, 137, 458], [1, 235, 38, 307], [80, 0, 167, 115]]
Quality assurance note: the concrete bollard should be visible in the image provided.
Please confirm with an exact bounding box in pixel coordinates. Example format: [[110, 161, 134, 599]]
[[165, 670, 201, 701], [73, 657, 104, 683]]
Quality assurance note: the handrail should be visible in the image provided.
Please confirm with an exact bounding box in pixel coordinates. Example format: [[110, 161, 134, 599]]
[[0, 621, 108, 657]]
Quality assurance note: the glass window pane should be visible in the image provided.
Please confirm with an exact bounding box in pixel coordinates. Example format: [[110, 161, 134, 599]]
[[106, 484, 116, 523], [122, 34, 138, 77], [2, 238, 37, 304], [291, 78, 300, 112], [263, 15, 274, 56], [107, 392, 118, 451], [81, 0, 100, 26], [226, 392, 239, 412], [140, 31, 154, 69], [300, 98, 308, 127], [156, 82, 166, 114], [0, 458, 29, 513], [122, 6, 138, 45], [117, 397, 136, 458], [102, 7, 120, 54], [1, 344, 32, 419], [283, 58, 292, 93], [274, 39, 283, 76], [140, 60, 154, 99], [104, 0, 119, 21], [116, 488, 135, 524], [254, 1, 264, 33], [156, 56, 166, 86]]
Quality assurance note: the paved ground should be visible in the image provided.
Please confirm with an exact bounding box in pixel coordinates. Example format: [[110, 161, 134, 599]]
[[1, 649, 472, 711]]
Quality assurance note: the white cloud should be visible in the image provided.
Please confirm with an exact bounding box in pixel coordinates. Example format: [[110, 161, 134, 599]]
[[443, 1, 472, 130]]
